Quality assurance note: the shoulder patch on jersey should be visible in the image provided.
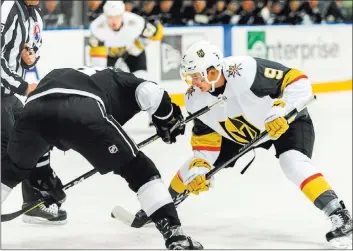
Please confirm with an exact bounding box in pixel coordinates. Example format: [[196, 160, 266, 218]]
[[128, 19, 136, 25], [185, 86, 195, 99], [1, 23, 4, 33], [226, 63, 243, 78]]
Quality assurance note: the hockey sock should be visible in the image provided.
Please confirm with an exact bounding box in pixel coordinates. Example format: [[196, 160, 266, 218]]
[[299, 174, 341, 216], [168, 171, 189, 207], [137, 178, 180, 226], [279, 150, 341, 216]]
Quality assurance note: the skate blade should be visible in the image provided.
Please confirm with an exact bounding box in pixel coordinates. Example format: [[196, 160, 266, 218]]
[[330, 233, 352, 249], [22, 215, 67, 225]]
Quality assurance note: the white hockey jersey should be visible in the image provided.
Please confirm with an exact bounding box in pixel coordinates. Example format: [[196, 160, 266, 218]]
[[89, 12, 163, 60], [176, 55, 313, 184]]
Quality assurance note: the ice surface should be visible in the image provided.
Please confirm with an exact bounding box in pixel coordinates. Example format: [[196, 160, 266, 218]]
[[1, 92, 352, 249]]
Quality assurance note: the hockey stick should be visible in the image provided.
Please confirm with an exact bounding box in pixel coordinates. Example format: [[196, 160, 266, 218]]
[[206, 95, 317, 178], [138, 95, 227, 148], [1, 95, 227, 222], [111, 95, 317, 227]]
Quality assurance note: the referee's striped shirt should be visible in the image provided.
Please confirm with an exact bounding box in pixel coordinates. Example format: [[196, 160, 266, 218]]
[[1, 0, 42, 97]]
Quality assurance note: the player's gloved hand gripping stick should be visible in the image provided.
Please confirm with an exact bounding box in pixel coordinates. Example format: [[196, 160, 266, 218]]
[[111, 95, 317, 227], [1, 95, 227, 222]]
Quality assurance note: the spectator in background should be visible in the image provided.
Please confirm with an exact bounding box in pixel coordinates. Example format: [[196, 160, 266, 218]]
[[138, 1, 159, 20], [297, 0, 322, 24], [268, 0, 292, 24], [181, 0, 212, 25], [341, 0, 352, 21], [226, 1, 244, 24], [268, 0, 322, 25], [214, 0, 227, 16], [42, 0, 68, 28], [236, 0, 268, 25], [209, 0, 230, 24], [124, 0, 140, 13], [285, 0, 306, 25], [322, 0, 346, 23], [157, 0, 182, 25], [88, 0, 106, 22], [60, 1, 73, 26], [125, 0, 134, 12]]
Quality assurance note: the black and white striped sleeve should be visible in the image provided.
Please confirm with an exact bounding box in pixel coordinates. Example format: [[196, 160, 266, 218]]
[[1, 1, 28, 95]]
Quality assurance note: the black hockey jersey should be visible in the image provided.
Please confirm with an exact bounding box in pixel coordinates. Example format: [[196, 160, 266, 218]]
[[25, 67, 168, 125]]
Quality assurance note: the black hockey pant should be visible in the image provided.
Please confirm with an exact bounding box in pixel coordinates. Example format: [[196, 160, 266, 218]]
[[1, 95, 63, 203], [1, 95, 148, 189]]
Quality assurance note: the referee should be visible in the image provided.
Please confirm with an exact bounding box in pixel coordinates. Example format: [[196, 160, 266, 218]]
[[1, 0, 67, 224]]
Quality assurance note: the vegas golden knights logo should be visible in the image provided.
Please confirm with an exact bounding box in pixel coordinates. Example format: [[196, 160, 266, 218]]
[[196, 49, 205, 58], [219, 115, 260, 145], [109, 47, 127, 57]]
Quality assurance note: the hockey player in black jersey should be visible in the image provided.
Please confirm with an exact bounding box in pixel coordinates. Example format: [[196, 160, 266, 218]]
[[1, 67, 203, 250]]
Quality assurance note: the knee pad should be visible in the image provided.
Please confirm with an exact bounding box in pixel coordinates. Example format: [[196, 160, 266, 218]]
[[119, 151, 161, 192], [279, 150, 318, 187]]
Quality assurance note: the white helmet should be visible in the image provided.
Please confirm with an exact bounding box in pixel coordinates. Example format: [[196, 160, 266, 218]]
[[103, 1, 125, 17], [180, 40, 223, 92]]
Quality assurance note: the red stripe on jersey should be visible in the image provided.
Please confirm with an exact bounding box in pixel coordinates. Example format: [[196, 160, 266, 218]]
[[300, 173, 323, 190], [177, 170, 183, 182], [90, 55, 107, 58], [192, 146, 221, 151], [288, 75, 308, 85]]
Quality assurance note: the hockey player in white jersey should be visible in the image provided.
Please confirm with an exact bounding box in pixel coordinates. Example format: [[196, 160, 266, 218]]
[[89, 1, 163, 126], [129, 41, 352, 249], [89, 1, 162, 80], [175, 41, 352, 248]]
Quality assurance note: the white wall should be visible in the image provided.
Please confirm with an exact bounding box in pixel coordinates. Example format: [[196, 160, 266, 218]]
[[26, 24, 352, 94], [232, 24, 352, 83]]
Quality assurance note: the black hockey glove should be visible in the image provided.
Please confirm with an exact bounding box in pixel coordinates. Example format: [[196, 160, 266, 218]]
[[28, 165, 66, 204], [152, 103, 185, 144]]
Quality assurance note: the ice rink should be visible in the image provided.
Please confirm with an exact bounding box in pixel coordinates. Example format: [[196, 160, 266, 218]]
[[1, 91, 352, 250]]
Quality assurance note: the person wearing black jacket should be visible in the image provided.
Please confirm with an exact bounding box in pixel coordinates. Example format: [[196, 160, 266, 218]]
[[181, 1, 212, 25], [1, 66, 203, 250], [1, 0, 67, 224], [298, 0, 322, 24], [87, 0, 106, 22], [237, 0, 267, 25], [322, 0, 346, 23], [154, 0, 182, 25]]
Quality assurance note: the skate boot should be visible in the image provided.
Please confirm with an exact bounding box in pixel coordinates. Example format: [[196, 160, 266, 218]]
[[130, 190, 189, 228], [155, 218, 203, 250], [22, 202, 67, 225], [22, 167, 67, 225], [326, 201, 352, 249], [131, 209, 152, 228]]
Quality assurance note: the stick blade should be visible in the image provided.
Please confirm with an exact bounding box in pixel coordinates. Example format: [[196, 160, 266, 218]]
[[111, 206, 134, 226]]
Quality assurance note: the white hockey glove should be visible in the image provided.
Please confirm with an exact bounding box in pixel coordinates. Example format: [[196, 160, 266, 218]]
[[265, 99, 289, 139], [183, 158, 215, 195]]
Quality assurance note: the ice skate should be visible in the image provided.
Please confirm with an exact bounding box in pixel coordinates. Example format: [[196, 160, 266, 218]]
[[326, 201, 352, 249]]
